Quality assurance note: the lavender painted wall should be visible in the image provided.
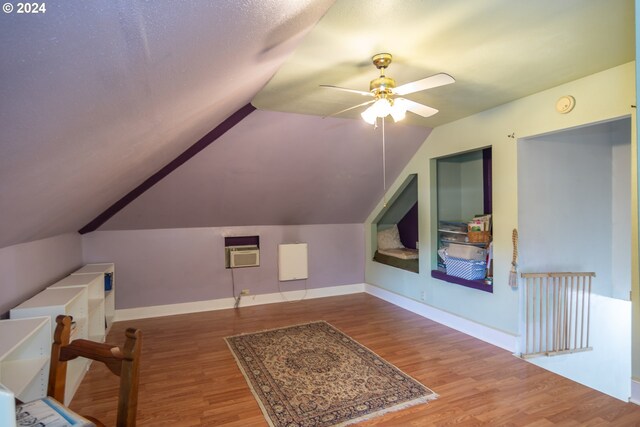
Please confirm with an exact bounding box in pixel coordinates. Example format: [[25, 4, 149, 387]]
[[82, 224, 364, 309], [397, 202, 418, 249], [0, 233, 82, 316], [100, 111, 429, 231]]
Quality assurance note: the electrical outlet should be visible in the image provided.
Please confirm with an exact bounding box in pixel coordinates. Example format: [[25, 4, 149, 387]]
[[420, 291, 426, 301], [240, 289, 250, 296]]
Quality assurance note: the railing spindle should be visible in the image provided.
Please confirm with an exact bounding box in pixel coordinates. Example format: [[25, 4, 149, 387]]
[[587, 275, 592, 348], [581, 275, 586, 349], [525, 277, 529, 355], [539, 277, 543, 353]]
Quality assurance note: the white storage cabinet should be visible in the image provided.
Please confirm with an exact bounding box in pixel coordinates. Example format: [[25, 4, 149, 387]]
[[0, 317, 51, 402], [48, 272, 105, 342], [10, 287, 90, 405], [72, 263, 115, 330]]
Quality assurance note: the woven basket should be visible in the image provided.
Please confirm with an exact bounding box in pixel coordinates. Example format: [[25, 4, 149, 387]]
[[468, 231, 491, 243]]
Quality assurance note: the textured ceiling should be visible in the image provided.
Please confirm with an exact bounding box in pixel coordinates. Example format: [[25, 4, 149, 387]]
[[0, 0, 334, 248], [253, 0, 634, 127], [100, 110, 429, 230]]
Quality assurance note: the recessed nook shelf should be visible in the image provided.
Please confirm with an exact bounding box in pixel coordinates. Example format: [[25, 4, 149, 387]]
[[431, 270, 493, 293]]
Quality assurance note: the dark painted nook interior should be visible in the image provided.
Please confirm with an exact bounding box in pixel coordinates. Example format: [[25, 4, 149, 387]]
[[431, 147, 493, 292]]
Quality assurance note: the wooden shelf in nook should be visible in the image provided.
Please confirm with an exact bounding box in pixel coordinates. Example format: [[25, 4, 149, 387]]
[[430, 270, 493, 293]]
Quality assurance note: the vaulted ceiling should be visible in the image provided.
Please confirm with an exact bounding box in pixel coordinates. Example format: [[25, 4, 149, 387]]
[[0, 0, 634, 248], [0, 0, 335, 247]]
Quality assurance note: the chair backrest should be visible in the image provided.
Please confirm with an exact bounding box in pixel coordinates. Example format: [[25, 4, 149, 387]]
[[48, 315, 142, 427]]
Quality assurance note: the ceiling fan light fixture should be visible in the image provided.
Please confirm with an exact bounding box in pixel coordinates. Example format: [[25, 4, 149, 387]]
[[361, 107, 377, 125], [361, 97, 408, 124], [371, 98, 392, 117], [390, 99, 407, 122], [390, 105, 406, 122], [322, 53, 454, 122]]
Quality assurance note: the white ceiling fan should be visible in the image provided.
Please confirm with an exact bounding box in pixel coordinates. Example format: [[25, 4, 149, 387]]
[[321, 53, 455, 124]]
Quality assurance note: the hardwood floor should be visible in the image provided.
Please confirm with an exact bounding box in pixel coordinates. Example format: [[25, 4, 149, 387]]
[[70, 293, 640, 426]]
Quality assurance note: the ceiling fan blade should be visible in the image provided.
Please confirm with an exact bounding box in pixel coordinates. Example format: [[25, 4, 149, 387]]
[[394, 73, 455, 96], [320, 85, 373, 97], [324, 99, 375, 118], [399, 98, 439, 118]]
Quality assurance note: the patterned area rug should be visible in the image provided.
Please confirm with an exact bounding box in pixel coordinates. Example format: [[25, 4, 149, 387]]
[[225, 321, 437, 427]]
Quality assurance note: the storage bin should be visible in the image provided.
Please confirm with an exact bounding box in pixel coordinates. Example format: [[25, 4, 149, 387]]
[[447, 243, 486, 261], [468, 231, 491, 243], [444, 255, 486, 280]]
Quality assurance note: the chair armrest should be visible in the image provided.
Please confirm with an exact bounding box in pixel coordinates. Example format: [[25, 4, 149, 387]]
[[60, 339, 124, 376]]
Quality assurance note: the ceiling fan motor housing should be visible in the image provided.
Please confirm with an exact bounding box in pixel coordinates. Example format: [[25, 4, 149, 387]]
[[370, 53, 396, 95], [369, 76, 396, 94]]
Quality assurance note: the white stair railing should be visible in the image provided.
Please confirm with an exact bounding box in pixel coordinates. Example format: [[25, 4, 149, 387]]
[[521, 272, 594, 358]]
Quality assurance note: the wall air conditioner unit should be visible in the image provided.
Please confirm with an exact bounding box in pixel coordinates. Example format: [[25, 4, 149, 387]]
[[228, 246, 260, 268]]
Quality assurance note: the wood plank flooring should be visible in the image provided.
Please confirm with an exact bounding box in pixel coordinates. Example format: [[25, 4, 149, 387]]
[[70, 293, 640, 426]]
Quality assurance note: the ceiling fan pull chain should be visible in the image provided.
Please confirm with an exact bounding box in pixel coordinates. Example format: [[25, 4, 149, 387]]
[[382, 116, 387, 208]]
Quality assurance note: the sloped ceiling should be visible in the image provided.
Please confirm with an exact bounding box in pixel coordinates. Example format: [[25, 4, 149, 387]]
[[0, 0, 334, 248], [253, 0, 634, 127], [0, 0, 635, 247], [100, 110, 429, 230]]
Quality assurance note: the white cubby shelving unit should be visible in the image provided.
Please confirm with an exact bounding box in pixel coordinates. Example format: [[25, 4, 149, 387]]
[[10, 287, 90, 405], [71, 263, 115, 331], [0, 317, 51, 402], [48, 272, 106, 342]]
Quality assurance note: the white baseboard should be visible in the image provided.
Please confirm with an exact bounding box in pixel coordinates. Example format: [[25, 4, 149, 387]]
[[631, 378, 640, 405], [115, 283, 366, 321], [364, 284, 519, 352], [115, 282, 518, 353]]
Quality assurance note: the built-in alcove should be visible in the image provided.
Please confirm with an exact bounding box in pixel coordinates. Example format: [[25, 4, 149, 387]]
[[517, 118, 632, 403], [431, 148, 493, 292], [372, 174, 419, 273], [518, 117, 631, 300]]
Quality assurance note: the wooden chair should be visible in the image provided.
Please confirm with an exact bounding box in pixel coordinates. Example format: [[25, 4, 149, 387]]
[[48, 315, 142, 427]]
